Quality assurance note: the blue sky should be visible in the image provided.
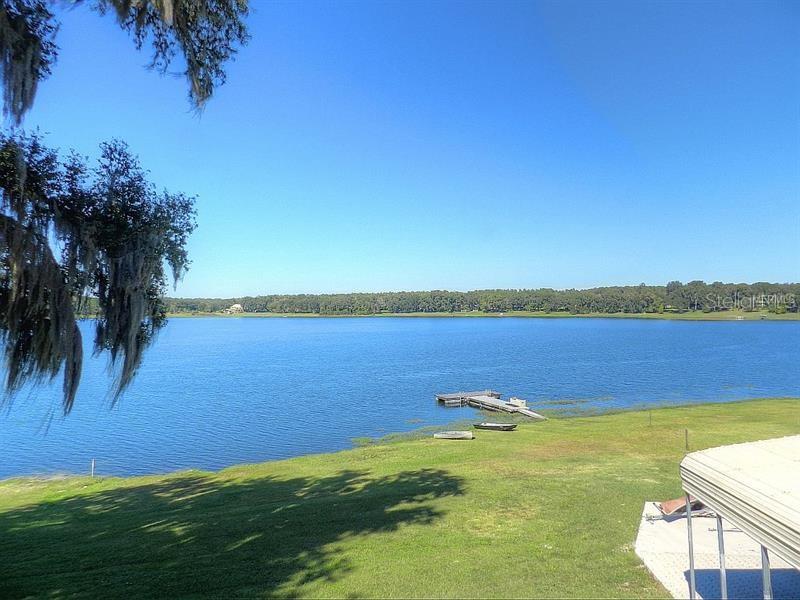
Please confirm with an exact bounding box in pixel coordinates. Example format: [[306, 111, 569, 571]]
[[25, 0, 800, 297]]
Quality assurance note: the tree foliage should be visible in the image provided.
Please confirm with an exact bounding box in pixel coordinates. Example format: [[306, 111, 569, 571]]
[[96, 0, 249, 112], [0, 1, 58, 123], [0, 132, 196, 411], [166, 282, 800, 316], [0, 0, 249, 124], [0, 1, 246, 411]]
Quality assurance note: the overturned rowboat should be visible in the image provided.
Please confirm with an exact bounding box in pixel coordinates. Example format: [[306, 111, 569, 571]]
[[473, 422, 517, 431], [433, 430, 474, 440]]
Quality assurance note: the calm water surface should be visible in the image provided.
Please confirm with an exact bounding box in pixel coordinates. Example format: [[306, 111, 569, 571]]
[[2, 317, 799, 478]]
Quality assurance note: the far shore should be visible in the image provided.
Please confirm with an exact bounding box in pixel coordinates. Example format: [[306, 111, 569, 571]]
[[166, 309, 800, 321]]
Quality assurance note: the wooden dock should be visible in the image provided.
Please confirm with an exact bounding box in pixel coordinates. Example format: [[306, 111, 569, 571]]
[[435, 390, 501, 405], [435, 391, 546, 420]]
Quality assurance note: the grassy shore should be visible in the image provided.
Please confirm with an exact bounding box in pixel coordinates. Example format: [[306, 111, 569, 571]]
[[167, 309, 800, 320], [2, 398, 799, 598]]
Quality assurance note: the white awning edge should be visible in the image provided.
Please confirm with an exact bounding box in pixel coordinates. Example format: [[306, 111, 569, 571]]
[[680, 434, 800, 569]]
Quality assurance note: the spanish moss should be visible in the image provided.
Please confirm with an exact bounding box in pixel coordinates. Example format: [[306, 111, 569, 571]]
[[0, 0, 248, 124], [0, 0, 57, 124], [0, 131, 196, 412]]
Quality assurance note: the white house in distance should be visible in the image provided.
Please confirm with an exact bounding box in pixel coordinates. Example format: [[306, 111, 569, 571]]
[[222, 303, 244, 314]]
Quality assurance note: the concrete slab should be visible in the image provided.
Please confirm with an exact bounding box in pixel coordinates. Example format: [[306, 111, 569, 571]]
[[635, 502, 800, 599]]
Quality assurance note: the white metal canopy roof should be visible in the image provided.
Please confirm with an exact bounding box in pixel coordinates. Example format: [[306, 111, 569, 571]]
[[680, 435, 800, 569]]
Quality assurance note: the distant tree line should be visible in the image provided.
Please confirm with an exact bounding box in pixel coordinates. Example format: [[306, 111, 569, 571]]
[[152, 282, 800, 316]]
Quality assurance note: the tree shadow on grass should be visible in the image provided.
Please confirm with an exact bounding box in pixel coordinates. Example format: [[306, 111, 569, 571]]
[[0, 468, 464, 598]]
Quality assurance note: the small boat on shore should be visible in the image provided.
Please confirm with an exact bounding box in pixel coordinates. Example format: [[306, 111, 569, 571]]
[[473, 422, 517, 431], [433, 430, 474, 440]]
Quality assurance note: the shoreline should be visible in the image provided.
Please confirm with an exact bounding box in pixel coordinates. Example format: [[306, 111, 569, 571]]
[[331, 395, 800, 449], [2, 397, 798, 597], [165, 309, 800, 321], [4, 396, 797, 483]]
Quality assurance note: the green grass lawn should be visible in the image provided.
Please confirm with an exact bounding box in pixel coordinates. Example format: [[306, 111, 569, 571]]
[[2, 398, 799, 598]]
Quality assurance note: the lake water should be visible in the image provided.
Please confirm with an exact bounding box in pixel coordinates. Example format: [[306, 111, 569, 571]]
[[1, 317, 799, 478]]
